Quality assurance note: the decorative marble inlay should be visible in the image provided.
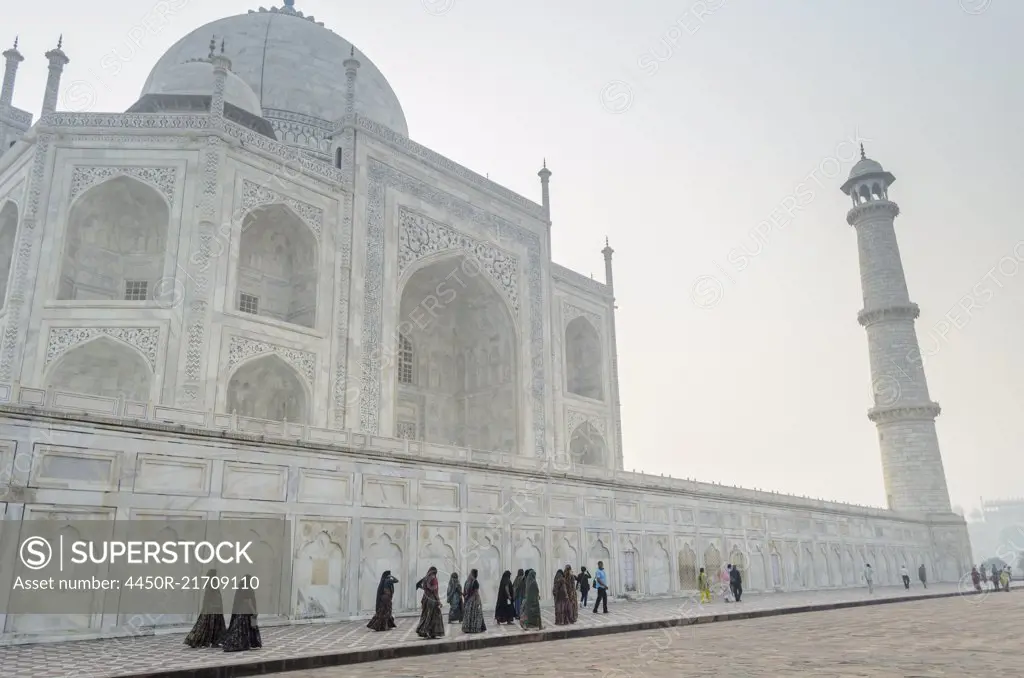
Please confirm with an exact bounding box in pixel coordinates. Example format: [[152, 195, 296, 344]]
[[46, 327, 160, 369], [0, 134, 52, 381], [240, 179, 324, 239], [562, 302, 602, 336], [396, 422, 416, 439], [362, 160, 546, 455], [566, 409, 607, 438], [552, 263, 612, 299], [68, 166, 177, 204], [228, 335, 316, 386], [398, 208, 520, 312], [350, 114, 543, 219]]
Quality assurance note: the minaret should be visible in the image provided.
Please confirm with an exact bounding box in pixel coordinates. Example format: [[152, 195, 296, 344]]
[[209, 37, 230, 119], [1, 37, 24, 108], [841, 145, 952, 514], [40, 35, 69, 116], [602, 237, 624, 471], [538, 159, 551, 220]]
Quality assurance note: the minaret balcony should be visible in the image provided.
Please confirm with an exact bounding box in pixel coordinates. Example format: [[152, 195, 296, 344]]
[[867, 401, 941, 424], [857, 303, 920, 327], [846, 199, 899, 225]]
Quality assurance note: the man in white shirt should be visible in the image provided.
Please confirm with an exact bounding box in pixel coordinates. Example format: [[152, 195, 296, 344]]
[[900, 564, 910, 589], [863, 563, 874, 594]]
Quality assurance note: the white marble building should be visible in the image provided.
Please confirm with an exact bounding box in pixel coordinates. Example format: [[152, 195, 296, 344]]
[[0, 2, 970, 642]]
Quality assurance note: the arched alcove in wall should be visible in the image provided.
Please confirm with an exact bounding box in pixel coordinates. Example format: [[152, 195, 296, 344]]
[[225, 353, 308, 423], [46, 336, 152, 401], [237, 204, 318, 329], [395, 253, 518, 453], [568, 421, 608, 468], [565, 316, 603, 400], [0, 201, 18, 307], [58, 177, 169, 301]]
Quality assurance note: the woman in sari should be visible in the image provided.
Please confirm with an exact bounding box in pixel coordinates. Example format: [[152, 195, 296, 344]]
[[366, 570, 399, 631], [494, 570, 516, 624], [446, 572, 464, 623], [552, 569, 570, 625], [564, 565, 579, 623], [520, 569, 542, 630], [222, 577, 262, 652], [414, 566, 445, 639], [512, 569, 526, 619], [184, 568, 226, 647], [461, 568, 487, 633]]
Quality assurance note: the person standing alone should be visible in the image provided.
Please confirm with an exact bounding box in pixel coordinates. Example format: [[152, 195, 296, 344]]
[[900, 564, 910, 589], [728, 563, 743, 602], [918, 564, 927, 589], [592, 561, 609, 614], [863, 563, 874, 594]]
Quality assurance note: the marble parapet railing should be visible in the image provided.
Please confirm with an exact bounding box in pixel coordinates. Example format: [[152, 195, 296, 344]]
[[0, 381, 928, 524]]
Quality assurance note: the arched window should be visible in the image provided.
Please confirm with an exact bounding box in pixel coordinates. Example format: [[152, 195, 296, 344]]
[[398, 333, 414, 385], [565, 316, 603, 400]]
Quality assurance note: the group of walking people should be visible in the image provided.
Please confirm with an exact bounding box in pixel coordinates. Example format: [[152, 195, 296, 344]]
[[697, 564, 743, 603], [971, 563, 1013, 592], [366, 561, 611, 639], [182, 569, 263, 652]]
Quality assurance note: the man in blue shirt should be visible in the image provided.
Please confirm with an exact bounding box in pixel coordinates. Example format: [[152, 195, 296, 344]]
[[592, 561, 609, 613]]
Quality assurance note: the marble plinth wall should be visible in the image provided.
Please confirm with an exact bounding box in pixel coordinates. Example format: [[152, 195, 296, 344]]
[[0, 405, 971, 642]]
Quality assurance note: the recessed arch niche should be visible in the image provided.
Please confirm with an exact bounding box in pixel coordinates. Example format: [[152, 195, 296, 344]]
[[46, 336, 153, 401], [58, 176, 169, 301], [225, 353, 308, 423], [236, 204, 318, 329], [394, 253, 519, 453], [568, 421, 608, 468], [565, 315, 603, 400]]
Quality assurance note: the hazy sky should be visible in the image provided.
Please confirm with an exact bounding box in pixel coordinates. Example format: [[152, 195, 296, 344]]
[[7, 0, 1022, 512]]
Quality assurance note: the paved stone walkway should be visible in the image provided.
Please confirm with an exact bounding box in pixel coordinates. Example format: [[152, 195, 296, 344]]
[[1, 583, 998, 678], [275, 589, 1022, 677]]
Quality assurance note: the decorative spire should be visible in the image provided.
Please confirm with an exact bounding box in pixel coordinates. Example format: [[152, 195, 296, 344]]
[[13, 36, 17, 50], [209, 36, 216, 59], [57, 34, 62, 50], [220, 38, 225, 54], [860, 143, 866, 160], [350, 46, 354, 57]]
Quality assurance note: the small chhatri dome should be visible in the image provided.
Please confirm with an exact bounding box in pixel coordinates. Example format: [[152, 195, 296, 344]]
[[847, 143, 884, 181], [141, 59, 263, 117]]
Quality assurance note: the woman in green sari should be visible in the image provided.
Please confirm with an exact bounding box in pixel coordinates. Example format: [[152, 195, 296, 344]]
[[519, 569, 542, 630]]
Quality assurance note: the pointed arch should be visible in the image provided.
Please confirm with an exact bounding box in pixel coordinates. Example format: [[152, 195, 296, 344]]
[[395, 251, 519, 453], [59, 176, 169, 301], [226, 353, 308, 423], [569, 421, 608, 467], [45, 335, 153, 401], [237, 203, 318, 329], [565, 315, 603, 400], [0, 200, 19, 308]]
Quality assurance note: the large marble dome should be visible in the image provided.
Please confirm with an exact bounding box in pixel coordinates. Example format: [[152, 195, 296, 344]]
[[140, 2, 409, 137]]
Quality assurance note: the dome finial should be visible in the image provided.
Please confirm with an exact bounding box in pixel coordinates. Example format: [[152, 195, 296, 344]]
[[860, 143, 866, 160], [283, 0, 295, 6], [220, 38, 226, 54], [13, 36, 18, 50], [350, 45, 354, 57], [209, 35, 216, 59], [57, 34, 63, 50]]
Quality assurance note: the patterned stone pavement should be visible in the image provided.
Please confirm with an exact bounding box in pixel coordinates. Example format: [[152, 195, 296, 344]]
[[0, 583, 1007, 678], [275, 589, 1023, 677]]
